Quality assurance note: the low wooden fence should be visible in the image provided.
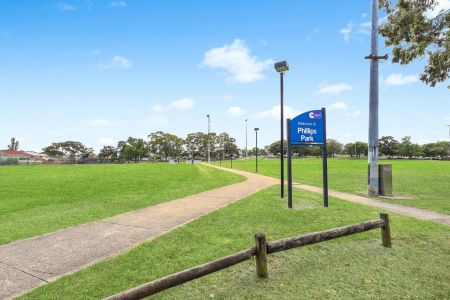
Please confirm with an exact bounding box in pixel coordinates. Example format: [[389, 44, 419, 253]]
[[105, 213, 391, 300]]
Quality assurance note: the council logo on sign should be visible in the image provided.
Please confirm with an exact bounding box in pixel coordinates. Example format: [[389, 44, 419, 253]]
[[309, 111, 322, 119]]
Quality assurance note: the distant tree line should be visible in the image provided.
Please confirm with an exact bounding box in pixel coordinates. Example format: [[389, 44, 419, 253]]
[[265, 136, 449, 159], [40, 131, 239, 162], [4, 134, 449, 162]]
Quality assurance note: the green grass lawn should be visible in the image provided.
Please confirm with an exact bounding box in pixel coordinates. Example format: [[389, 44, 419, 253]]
[[214, 158, 450, 214], [21, 186, 450, 300], [0, 163, 243, 245]]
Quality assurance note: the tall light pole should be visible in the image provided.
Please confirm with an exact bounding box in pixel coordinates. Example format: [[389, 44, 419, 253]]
[[365, 0, 387, 196], [245, 119, 248, 159], [254, 128, 259, 173], [207, 114, 211, 164], [274, 60, 289, 198]]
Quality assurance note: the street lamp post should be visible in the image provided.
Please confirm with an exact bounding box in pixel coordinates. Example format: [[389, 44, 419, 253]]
[[245, 119, 248, 159], [254, 128, 259, 172], [274, 60, 289, 198], [206, 114, 211, 164]]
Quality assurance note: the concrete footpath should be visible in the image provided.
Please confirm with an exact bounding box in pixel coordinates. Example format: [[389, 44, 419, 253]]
[[0, 169, 278, 299]]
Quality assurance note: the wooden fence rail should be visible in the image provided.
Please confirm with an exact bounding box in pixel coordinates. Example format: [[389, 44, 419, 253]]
[[105, 213, 391, 300]]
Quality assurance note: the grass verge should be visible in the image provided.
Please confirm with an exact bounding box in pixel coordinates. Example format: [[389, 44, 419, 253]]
[[0, 163, 243, 244], [21, 186, 450, 299], [214, 158, 450, 214]]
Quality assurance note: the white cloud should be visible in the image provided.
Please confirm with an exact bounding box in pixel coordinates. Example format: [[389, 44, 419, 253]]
[[339, 23, 353, 41], [171, 98, 195, 110], [98, 55, 132, 69], [341, 18, 381, 40], [443, 116, 450, 121], [227, 106, 246, 117], [223, 94, 233, 100], [425, 0, 450, 18], [346, 110, 361, 117], [98, 138, 114, 146], [143, 114, 168, 125], [151, 97, 195, 112], [108, 1, 127, 8], [384, 74, 418, 86], [327, 102, 348, 110], [82, 118, 121, 127], [356, 21, 371, 35], [57, 2, 76, 11], [253, 105, 300, 121], [318, 82, 353, 96], [361, 12, 368, 18], [202, 38, 273, 83]]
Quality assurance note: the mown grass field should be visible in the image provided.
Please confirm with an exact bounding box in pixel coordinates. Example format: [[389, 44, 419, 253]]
[[214, 158, 450, 214], [21, 186, 450, 299], [0, 163, 243, 245]]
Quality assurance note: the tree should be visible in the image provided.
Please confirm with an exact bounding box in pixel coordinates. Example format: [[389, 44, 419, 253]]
[[41, 141, 94, 159], [355, 141, 369, 158], [380, 0, 450, 87], [185, 132, 207, 159], [344, 143, 356, 158], [398, 136, 423, 158], [327, 139, 343, 157], [223, 135, 239, 158], [344, 142, 368, 158], [8, 138, 19, 150], [80, 147, 95, 160], [148, 131, 184, 160], [165, 133, 184, 159], [267, 140, 287, 157], [42, 143, 65, 157], [147, 131, 166, 160], [98, 146, 118, 160], [117, 137, 148, 162], [215, 133, 227, 160], [379, 136, 399, 158], [422, 141, 449, 158]]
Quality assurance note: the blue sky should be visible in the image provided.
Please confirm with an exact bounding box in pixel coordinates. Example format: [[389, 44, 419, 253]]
[[1, 0, 449, 152]]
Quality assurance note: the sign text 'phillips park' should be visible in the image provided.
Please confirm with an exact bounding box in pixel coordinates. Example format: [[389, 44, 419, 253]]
[[290, 110, 325, 145]]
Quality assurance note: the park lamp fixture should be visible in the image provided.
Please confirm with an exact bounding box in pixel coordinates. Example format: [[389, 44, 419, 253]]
[[274, 61, 289, 73], [274, 60, 289, 198], [254, 128, 259, 132]]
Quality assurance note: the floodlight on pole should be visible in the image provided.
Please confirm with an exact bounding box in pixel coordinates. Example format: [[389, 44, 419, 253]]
[[254, 128, 259, 173], [274, 60, 289, 199], [207, 114, 211, 164], [245, 119, 248, 159]]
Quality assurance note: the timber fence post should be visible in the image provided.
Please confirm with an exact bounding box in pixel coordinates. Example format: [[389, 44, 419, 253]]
[[380, 213, 392, 248], [255, 233, 268, 278]]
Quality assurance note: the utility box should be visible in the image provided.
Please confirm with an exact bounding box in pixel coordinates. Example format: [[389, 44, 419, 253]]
[[378, 164, 393, 196]]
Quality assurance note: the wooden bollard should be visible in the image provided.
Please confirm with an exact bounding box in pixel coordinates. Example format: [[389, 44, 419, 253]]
[[255, 233, 268, 278], [380, 213, 392, 248]]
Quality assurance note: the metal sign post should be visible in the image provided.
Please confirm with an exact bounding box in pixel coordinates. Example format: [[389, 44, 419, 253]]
[[287, 107, 329, 208], [321, 107, 329, 207], [287, 118, 293, 208]]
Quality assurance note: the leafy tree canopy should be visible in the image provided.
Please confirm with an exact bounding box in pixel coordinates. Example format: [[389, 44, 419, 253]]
[[380, 0, 450, 87]]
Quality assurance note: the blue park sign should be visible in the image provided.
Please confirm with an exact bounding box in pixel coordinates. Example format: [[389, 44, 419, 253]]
[[290, 110, 325, 145]]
